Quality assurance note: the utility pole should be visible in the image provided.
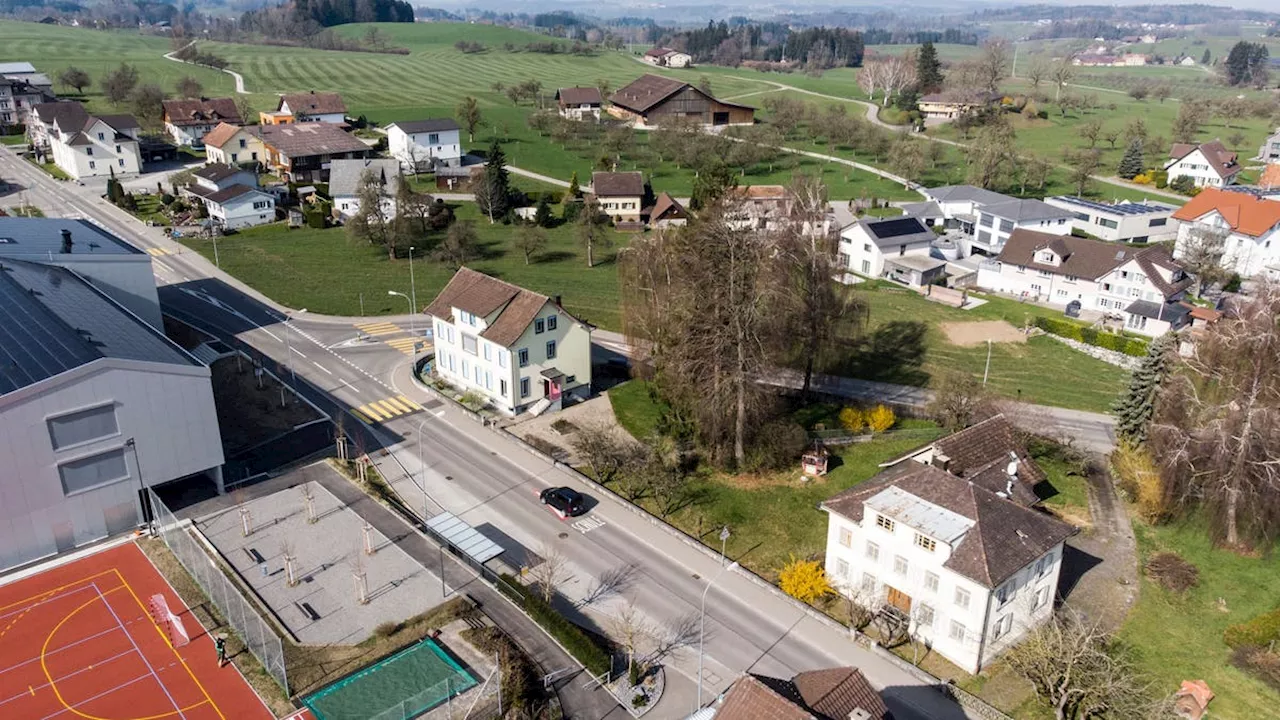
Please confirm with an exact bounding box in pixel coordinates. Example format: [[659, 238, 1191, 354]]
[[983, 339, 993, 385], [408, 245, 417, 339]]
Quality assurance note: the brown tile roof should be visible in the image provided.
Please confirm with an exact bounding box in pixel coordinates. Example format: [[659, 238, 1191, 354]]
[[278, 91, 347, 116], [1133, 245, 1193, 298], [823, 462, 1077, 588], [714, 675, 813, 720], [1261, 163, 1280, 190], [1188, 305, 1222, 322], [162, 97, 242, 126], [716, 670, 890, 720], [1168, 140, 1240, 179], [926, 414, 1045, 506], [591, 171, 644, 197], [423, 267, 586, 348], [204, 184, 262, 204], [610, 74, 688, 114], [643, 47, 674, 59], [997, 229, 1166, 283], [201, 122, 243, 149], [249, 123, 369, 158], [648, 192, 687, 221], [192, 163, 246, 182], [556, 87, 602, 107], [1172, 187, 1280, 238]]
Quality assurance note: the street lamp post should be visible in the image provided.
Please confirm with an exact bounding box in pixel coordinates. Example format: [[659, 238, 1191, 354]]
[[282, 309, 307, 392], [417, 418, 432, 521], [125, 438, 149, 531], [388, 290, 413, 342], [983, 338, 992, 385], [408, 246, 417, 336], [718, 526, 731, 567], [697, 561, 739, 710]]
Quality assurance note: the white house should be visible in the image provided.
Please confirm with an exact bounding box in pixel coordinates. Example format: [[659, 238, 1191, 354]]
[[1172, 187, 1280, 280], [821, 459, 1076, 674], [642, 47, 692, 68], [1165, 140, 1241, 188], [591, 171, 644, 224], [328, 158, 401, 221], [425, 268, 592, 416], [555, 87, 604, 121], [385, 119, 462, 173], [161, 97, 242, 147], [202, 186, 276, 230], [1, 76, 53, 128], [202, 123, 266, 167], [838, 216, 938, 280], [260, 91, 347, 125], [979, 229, 1195, 336], [1044, 195, 1179, 243], [918, 185, 1073, 257], [1257, 128, 1280, 163], [30, 102, 141, 180]]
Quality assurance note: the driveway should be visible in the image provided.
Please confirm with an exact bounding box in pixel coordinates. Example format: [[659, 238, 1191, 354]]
[[1058, 463, 1139, 632]]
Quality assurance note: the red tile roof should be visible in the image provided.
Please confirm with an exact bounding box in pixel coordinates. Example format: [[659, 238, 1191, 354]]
[[1260, 163, 1280, 190], [1171, 187, 1280, 238], [162, 97, 242, 127], [423, 267, 584, 347]]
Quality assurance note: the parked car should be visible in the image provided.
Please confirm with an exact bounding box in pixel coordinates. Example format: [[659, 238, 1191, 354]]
[[539, 486, 586, 518]]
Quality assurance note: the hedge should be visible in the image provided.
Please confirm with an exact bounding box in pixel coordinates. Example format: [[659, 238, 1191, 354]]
[[497, 574, 612, 676], [1225, 607, 1280, 649], [1033, 316, 1148, 357]]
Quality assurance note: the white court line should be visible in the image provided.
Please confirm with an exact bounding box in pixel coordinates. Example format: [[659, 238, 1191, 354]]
[[38, 672, 156, 720], [0, 583, 96, 623], [0, 647, 138, 706], [0, 625, 128, 678], [312, 361, 334, 375], [90, 583, 185, 720]]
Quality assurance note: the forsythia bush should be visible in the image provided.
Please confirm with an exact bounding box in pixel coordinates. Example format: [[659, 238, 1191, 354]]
[[779, 556, 833, 604], [866, 405, 896, 433], [1131, 173, 1151, 185], [1112, 442, 1165, 522], [838, 407, 865, 433]]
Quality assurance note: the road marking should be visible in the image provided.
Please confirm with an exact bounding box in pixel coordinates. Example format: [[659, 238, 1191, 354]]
[[356, 321, 401, 337], [353, 395, 424, 423], [145, 247, 174, 256], [311, 361, 334, 375], [384, 396, 413, 413], [384, 337, 422, 355], [290, 347, 306, 358], [571, 517, 606, 534]]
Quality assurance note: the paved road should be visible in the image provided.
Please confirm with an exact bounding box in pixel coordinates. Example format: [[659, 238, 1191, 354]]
[[0, 145, 977, 720], [164, 41, 251, 95]]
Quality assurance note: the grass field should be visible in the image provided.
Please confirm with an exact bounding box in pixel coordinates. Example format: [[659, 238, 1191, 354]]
[[1120, 519, 1280, 720], [177, 203, 628, 329]]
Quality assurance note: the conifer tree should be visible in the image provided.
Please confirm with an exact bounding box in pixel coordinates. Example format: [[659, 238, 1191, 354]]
[[1114, 333, 1175, 444], [1117, 138, 1145, 180], [916, 41, 944, 95]]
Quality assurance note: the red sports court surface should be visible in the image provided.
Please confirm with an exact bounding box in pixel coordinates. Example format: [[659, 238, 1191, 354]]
[[0, 541, 273, 720]]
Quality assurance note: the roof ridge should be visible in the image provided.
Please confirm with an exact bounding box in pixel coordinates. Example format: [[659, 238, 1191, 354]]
[[456, 265, 549, 303]]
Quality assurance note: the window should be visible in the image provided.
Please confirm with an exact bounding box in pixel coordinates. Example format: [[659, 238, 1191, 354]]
[[58, 448, 129, 496], [915, 533, 936, 552], [917, 604, 935, 628], [428, 133, 439, 144], [996, 582, 1015, 607], [97, 132, 104, 141], [954, 587, 971, 610], [115, 144, 121, 153], [500, 379, 508, 396], [239, 138, 247, 148], [924, 571, 939, 593], [253, 201, 269, 210], [520, 378, 530, 398], [88, 161, 95, 169], [1037, 269, 1052, 278], [546, 316, 557, 331], [977, 230, 992, 245], [1097, 217, 1118, 230], [116, 159, 124, 168], [85, 147, 93, 156], [1149, 217, 1167, 227], [949, 621, 966, 642], [447, 353, 455, 371], [1065, 275, 1078, 283], [518, 348, 529, 367], [838, 527, 853, 547], [861, 573, 876, 593], [863, 243, 872, 253], [1036, 551, 1054, 578], [861, 260, 870, 274], [999, 219, 1014, 233], [875, 514, 895, 533], [498, 350, 508, 368], [1016, 264, 1026, 273], [1032, 585, 1051, 610], [1056, 289, 1068, 298], [980, 214, 994, 228], [461, 334, 478, 355], [893, 556, 908, 575], [1126, 314, 1148, 330], [992, 614, 1013, 640], [836, 559, 850, 579], [535, 318, 545, 334], [545, 340, 556, 360], [484, 370, 493, 390], [483, 343, 491, 361], [48, 405, 119, 450], [461, 360, 469, 380], [565, 375, 576, 384], [865, 541, 880, 562]]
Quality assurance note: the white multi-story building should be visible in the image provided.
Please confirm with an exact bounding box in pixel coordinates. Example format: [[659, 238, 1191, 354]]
[[1172, 187, 1280, 280], [426, 268, 592, 416], [29, 102, 141, 180], [837, 216, 941, 283], [1165, 140, 1241, 188], [182, 163, 276, 230], [978, 228, 1194, 336], [917, 186, 1073, 257], [328, 158, 401, 221], [1044, 196, 1179, 243], [385, 119, 462, 173], [1, 76, 53, 128], [1259, 128, 1280, 163], [821, 454, 1076, 673]]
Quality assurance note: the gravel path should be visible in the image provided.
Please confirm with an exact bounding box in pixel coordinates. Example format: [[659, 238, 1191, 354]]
[[1059, 462, 1139, 632]]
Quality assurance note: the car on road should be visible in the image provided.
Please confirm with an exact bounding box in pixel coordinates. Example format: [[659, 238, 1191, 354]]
[[539, 486, 586, 518]]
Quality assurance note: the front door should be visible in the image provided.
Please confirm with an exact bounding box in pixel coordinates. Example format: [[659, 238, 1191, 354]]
[[713, 111, 730, 125], [886, 585, 912, 614]]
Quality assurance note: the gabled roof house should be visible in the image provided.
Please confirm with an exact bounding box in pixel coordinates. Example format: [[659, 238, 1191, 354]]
[[608, 74, 753, 128]]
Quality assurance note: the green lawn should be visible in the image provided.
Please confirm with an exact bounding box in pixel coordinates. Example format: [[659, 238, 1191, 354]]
[[130, 193, 171, 226], [27, 157, 69, 180], [177, 203, 628, 329], [0, 134, 25, 146], [606, 380, 668, 441], [1120, 519, 1280, 720], [843, 284, 1129, 412]]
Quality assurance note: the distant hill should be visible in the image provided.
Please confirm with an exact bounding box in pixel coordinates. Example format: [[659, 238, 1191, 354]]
[[241, 0, 414, 36]]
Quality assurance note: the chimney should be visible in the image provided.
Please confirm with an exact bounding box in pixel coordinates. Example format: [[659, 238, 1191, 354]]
[[850, 710, 872, 720], [60, 228, 73, 254], [931, 452, 951, 472], [554, 294, 562, 307], [1005, 451, 1019, 479]]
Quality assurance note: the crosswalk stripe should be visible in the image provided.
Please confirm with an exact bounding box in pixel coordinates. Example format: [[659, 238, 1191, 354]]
[[384, 397, 413, 413], [356, 322, 401, 336], [357, 403, 388, 421], [374, 400, 403, 417], [351, 407, 377, 423], [397, 395, 423, 411], [145, 247, 173, 256]]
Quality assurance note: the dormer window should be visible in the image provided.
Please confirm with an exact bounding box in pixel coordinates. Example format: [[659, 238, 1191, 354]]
[[875, 514, 895, 533], [915, 533, 936, 552]]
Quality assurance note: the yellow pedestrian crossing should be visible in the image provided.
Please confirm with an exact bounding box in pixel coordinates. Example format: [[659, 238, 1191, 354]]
[[352, 395, 423, 423], [356, 321, 402, 337], [384, 337, 423, 355], [145, 247, 175, 256]]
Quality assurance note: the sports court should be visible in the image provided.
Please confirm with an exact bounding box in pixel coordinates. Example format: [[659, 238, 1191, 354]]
[[0, 541, 272, 720]]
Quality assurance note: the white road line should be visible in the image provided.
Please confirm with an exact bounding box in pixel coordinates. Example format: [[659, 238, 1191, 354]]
[[152, 259, 175, 274], [311, 361, 334, 375], [290, 347, 306, 358]]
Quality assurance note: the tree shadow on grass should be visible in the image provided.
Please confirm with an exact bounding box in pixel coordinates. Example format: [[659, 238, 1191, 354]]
[[830, 319, 930, 386], [534, 250, 576, 264]]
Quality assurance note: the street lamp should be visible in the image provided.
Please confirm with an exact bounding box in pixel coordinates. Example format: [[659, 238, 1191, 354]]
[[408, 245, 418, 336], [718, 526, 731, 567], [983, 338, 992, 385], [697, 560, 739, 710], [283, 308, 307, 390], [387, 290, 414, 338], [125, 438, 149, 531], [416, 418, 434, 521]]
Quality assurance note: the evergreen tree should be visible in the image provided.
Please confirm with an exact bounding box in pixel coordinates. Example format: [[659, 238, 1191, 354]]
[[533, 194, 553, 227], [1114, 333, 1175, 444], [1200, 48, 1211, 65], [916, 41, 944, 94], [1117, 138, 1145, 179], [477, 140, 512, 221], [567, 170, 581, 199]]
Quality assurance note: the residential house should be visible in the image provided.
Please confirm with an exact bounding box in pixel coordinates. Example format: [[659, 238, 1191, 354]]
[[0, 218, 224, 570], [917, 91, 1002, 121], [1072, 54, 1120, 66], [202, 123, 266, 167], [591, 171, 645, 224], [1165, 140, 1241, 188], [251, 123, 372, 183], [385, 119, 462, 173], [699, 667, 890, 720], [821, 461, 1077, 674], [0, 61, 53, 93], [183, 164, 275, 230], [425, 268, 592, 416], [979, 229, 1195, 335], [969, 197, 1074, 257], [1120, 53, 1149, 66], [1044, 195, 1179, 243], [647, 192, 689, 228], [1259, 128, 1280, 162], [329, 158, 401, 221], [161, 97, 242, 147], [901, 200, 945, 228], [29, 102, 141, 180], [884, 414, 1046, 507], [608, 74, 754, 128], [642, 47, 692, 68], [1, 76, 53, 128], [555, 87, 604, 121], [920, 185, 1012, 236], [838, 216, 939, 283], [1172, 187, 1280, 279], [1178, 56, 1198, 66], [725, 185, 793, 230], [259, 91, 347, 125]]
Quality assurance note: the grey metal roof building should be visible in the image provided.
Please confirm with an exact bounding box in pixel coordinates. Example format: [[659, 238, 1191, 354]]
[[0, 217, 141, 257], [923, 185, 1013, 207]]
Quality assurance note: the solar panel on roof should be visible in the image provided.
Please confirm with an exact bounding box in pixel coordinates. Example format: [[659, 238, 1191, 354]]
[[868, 217, 926, 239], [1054, 196, 1168, 215]]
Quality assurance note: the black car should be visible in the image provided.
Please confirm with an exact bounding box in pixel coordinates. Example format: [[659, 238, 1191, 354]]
[[539, 486, 586, 518]]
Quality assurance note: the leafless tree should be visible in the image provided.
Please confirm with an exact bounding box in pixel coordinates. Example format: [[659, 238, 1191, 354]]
[[346, 170, 396, 260], [966, 118, 1017, 190], [879, 54, 917, 107], [571, 422, 644, 484], [1151, 284, 1280, 548], [527, 544, 571, 603], [1065, 148, 1102, 196], [1050, 61, 1074, 103], [1077, 119, 1103, 149], [1025, 58, 1049, 89], [281, 540, 298, 587], [513, 224, 548, 265], [856, 62, 882, 101], [611, 598, 653, 681], [1018, 154, 1053, 195], [975, 39, 1012, 94], [928, 370, 995, 431], [1176, 225, 1232, 296]]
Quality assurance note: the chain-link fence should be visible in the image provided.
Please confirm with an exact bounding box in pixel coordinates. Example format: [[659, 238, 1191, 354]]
[[361, 676, 475, 720], [148, 488, 289, 693]]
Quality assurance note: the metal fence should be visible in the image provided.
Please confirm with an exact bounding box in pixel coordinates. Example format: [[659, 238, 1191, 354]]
[[363, 677, 473, 720], [148, 488, 289, 693]]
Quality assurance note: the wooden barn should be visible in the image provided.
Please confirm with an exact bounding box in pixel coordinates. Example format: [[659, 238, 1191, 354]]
[[608, 74, 754, 128]]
